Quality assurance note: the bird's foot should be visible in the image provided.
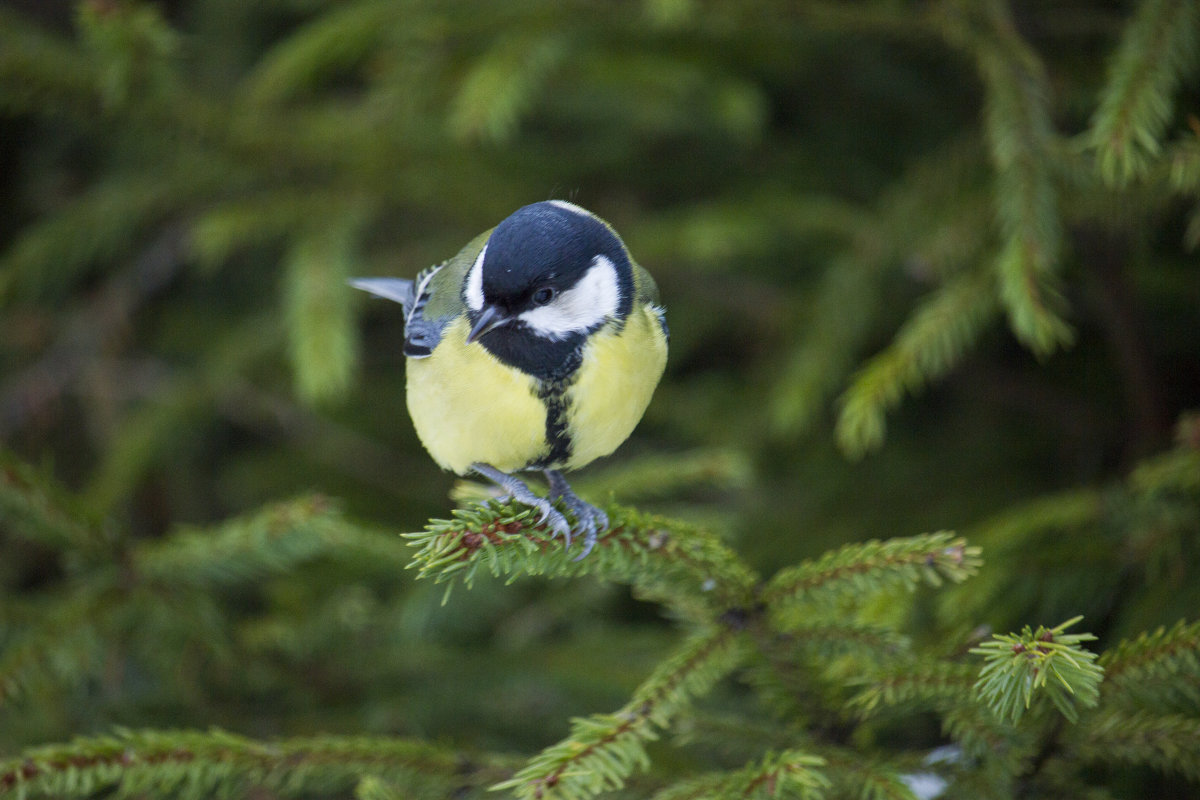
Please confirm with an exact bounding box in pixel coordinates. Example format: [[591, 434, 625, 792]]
[[469, 462, 573, 546], [545, 469, 608, 560]]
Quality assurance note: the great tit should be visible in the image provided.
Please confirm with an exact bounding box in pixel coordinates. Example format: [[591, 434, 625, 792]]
[[352, 200, 668, 558]]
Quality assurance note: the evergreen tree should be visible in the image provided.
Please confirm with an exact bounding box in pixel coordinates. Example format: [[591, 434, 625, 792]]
[[2, 1, 1199, 797]]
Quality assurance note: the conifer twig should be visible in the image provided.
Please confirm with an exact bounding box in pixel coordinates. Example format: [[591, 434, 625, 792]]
[[648, 750, 829, 800], [770, 250, 884, 438], [1168, 136, 1200, 192], [403, 500, 759, 613], [1065, 709, 1200, 781], [136, 495, 406, 587], [941, 705, 1037, 771], [771, 139, 991, 444], [0, 581, 114, 709], [848, 660, 979, 717], [492, 625, 748, 800], [240, 1, 398, 106], [811, 748, 933, 800], [449, 33, 565, 144], [835, 270, 998, 457], [760, 532, 980, 616], [0, 729, 514, 799], [1099, 619, 1200, 702], [1088, 0, 1200, 186], [0, 453, 104, 555], [971, 617, 1104, 724], [938, 0, 1073, 356], [285, 213, 366, 404]]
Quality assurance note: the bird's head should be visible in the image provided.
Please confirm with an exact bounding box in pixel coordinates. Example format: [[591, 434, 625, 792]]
[[463, 201, 634, 346]]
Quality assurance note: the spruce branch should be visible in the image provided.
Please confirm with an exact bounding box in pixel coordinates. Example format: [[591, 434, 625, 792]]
[[81, 314, 282, 515], [284, 212, 366, 404], [941, 705, 1038, 774], [449, 33, 566, 144], [939, 0, 1072, 356], [135, 495, 405, 588], [0, 581, 114, 709], [1099, 619, 1200, 706], [822, 756, 927, 800], [240, 0, 397, 105], [770, 250, 884, 438], [0, 728, 514, 799], [0, 175, 174, 301], [963, 488, 1103, 548], [1169, 136, 1200, 192], [75, 0, 179, 111], [848, 660, 978, 718], [760, 532, 980, 616], [189, 189, 368, 269], [356, 775, 403, 800], [0, 451, 106, 556], [771, 139, 991, 442], [993, 235, 1074, 357], [1128, 444, 1200, 496], [669, 711, 795, 762], [492, 625, 749, 800], [1088, 0, 1200, 186], [762, 622, 910, 662], [632, 192, 864, 269], [403, 499, 758, 613], [835, 270, 998, 457], [971, 616, 1104, 724], [1, 490, 409, 710], [743, 624, 916, 730], [1066, 709, 1200, 782], [648, 750, 829, 800]]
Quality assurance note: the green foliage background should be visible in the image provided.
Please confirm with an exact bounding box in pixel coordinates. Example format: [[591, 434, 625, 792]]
[[1, 0, 1199, 797]]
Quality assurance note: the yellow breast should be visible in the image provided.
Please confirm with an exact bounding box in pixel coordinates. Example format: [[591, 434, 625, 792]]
[[406, 317, 548, 475], [406, 306, 667, 476], [563, 303, 668, 470]]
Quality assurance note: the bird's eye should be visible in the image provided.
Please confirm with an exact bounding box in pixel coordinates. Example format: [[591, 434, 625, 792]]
[[532, 286, 557, 306]]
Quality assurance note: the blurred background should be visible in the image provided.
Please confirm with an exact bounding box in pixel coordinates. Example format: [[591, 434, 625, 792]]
[[1, 0, 1198, 773]]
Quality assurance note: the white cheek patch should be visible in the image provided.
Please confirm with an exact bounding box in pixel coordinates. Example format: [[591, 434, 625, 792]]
[[465, 244, 487, 311], [519, 255, 620, 340]]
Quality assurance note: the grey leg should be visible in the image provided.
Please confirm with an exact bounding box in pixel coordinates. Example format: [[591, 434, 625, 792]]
[[470, 462, 572, 545], [545, 470, 608, 559]]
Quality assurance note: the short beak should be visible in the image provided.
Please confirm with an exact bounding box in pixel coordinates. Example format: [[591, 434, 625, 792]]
[[467, 305, 514, 344]]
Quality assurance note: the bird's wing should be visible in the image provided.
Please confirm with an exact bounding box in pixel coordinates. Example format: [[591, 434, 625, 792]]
[[402, 229, 492, 358], [632, 260, 669, 341], [350, 275, 440, 356], [398, 263, 447, 357], [350, 230, 492, 358]]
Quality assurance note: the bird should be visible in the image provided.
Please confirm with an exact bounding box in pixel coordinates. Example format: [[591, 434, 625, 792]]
[[351, 200, 668, 558]]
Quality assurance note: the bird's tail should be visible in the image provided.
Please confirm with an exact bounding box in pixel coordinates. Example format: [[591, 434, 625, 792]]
[[348, 278, 416, 313]]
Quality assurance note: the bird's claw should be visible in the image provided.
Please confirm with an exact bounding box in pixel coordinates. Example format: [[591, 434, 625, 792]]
[[469, 463, 609, 559], [546, 469, 608, 560], [527, 497, 573, 548], [470, 462, 576, 549]]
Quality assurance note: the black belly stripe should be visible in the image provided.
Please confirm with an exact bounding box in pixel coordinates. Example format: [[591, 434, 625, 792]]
[[478, 324, 588, 470], [531, 347, 584, 469], [536, 388, 572, 469]]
